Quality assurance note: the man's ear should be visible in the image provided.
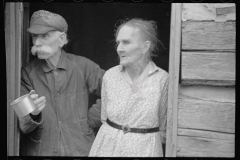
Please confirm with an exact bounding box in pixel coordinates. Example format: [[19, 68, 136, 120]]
[[59, 32, 67, 47], [143, 41, 151, 54]]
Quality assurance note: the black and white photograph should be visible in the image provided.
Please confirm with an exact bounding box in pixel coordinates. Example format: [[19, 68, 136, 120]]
[[6, 1, 235, 158]]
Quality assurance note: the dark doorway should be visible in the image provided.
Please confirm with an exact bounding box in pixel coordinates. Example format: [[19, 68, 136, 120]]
[[28, 1, 171, 116], [29, 3, 171, 72], [20, 3, 171, 156]]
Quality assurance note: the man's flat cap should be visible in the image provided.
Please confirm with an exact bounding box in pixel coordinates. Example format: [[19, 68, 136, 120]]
[[28, 10, 68, 34]]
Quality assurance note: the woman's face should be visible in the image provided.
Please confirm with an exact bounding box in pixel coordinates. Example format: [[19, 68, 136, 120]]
[[116, 25, 146, 67]]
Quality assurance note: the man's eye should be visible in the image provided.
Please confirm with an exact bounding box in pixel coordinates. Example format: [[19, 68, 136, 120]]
[[31, 34, 37, 38], [42, 33, 48, 37]]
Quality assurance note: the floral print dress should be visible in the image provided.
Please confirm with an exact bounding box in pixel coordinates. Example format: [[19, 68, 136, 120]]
[[89, 61, 169, 157]]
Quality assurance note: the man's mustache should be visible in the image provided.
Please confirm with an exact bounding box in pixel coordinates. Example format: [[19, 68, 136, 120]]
[[31, 45, 52, 55]]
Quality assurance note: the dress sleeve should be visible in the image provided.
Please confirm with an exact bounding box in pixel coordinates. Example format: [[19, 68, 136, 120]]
[[101, 76, 108, 124], [159, 75, 169, 144]]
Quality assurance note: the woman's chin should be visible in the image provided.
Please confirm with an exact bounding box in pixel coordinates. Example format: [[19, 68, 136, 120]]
[[119, 60, 128, 66]]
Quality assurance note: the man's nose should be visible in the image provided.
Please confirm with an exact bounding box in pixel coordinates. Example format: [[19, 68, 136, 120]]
[[32, 36, 42, 46]]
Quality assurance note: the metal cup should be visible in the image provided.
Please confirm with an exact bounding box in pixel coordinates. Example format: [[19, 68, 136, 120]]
[[10, 92, 37, 118]]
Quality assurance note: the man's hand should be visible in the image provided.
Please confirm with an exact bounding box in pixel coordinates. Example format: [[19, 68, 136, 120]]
[[29, 91, 46, 115]]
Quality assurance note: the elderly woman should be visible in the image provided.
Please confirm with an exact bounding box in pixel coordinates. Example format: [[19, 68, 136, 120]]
[[89, 18, 169, 157]]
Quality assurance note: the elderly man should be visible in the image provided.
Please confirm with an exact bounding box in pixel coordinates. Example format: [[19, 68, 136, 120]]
[[18, 10, 105, 156]]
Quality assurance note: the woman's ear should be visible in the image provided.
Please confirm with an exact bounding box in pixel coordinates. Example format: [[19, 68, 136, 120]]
[[143, 41, 151, 54]]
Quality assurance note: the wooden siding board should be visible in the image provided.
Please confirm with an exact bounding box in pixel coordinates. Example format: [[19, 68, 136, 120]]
[[181, 52, 235, 86], [179, 85, 235, 103], [183, 21, 235, 32], [178, 93, 235, 134], [177, 86, 235, 157], [178, 128, 234, 140], [177, 129, 235, 157], [216, 6, 236, 15], [182, 21, 235, 50]]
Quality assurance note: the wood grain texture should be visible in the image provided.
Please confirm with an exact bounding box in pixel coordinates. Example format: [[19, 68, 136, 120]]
[[22, 3, 30, 67], [166, 3, 182, 157], [179, 85, 235, 103], [6, 2, 22, 156], [182, 21, 235, 50], [216, 6, 235, 15], [181, 52, 235, 86], [178, 94, 235, 133], [177, 128, 235, 157]]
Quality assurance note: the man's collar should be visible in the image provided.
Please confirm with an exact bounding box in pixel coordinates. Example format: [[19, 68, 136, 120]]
[[41, 49, 68, 72], [119, 61, 159, 76]]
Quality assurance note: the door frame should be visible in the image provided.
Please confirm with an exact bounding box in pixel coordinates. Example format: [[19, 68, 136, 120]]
[[6, 2, 182, 157], [6, 2, 23, 156], [166, 3, 182, 157]]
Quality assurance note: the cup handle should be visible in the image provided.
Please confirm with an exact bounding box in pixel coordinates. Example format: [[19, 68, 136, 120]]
[[29, 90, 36, 95]]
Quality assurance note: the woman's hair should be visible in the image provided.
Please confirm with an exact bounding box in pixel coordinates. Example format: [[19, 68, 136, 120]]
[[115, 18, 164, 60]]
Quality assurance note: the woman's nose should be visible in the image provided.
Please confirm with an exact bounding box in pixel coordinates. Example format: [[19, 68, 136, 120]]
[[116, 43, 123, 52]]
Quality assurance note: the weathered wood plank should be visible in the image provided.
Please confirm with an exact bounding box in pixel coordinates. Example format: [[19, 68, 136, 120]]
[[15, 3, 23, 154], [6, 2, 22, 156], [182, 21, 235, 50], [214, 3, 235, 8], [22, 3, 30, 67], [166, 3, 182, 157], [183, 21, 235, 32], [181, 52, 235, 86], [178, 95, 235, 133], [179, 85, 235, 103], [182, 3, 216, 21], [177, 129, 235, 157], [6, 3, 12, 156], [216, 6, 235, 15], [178, 128, 234, 140]]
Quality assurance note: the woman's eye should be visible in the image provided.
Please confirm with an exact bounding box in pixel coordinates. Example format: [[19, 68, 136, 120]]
[[123, 41, 130, 45]]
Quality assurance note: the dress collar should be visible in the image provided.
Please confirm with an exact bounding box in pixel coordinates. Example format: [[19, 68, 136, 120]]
[[119, 61, 159, 77]]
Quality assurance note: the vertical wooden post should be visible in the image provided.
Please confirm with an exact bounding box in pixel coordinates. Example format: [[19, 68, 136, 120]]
[[6, 2, 23, 156], [166, 3, 182, 157], [22, 3, 30, 67]]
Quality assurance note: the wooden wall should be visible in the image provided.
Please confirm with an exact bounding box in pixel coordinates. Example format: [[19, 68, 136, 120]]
[[177, 3, 235, 157], [177, 86, 235, 157]]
